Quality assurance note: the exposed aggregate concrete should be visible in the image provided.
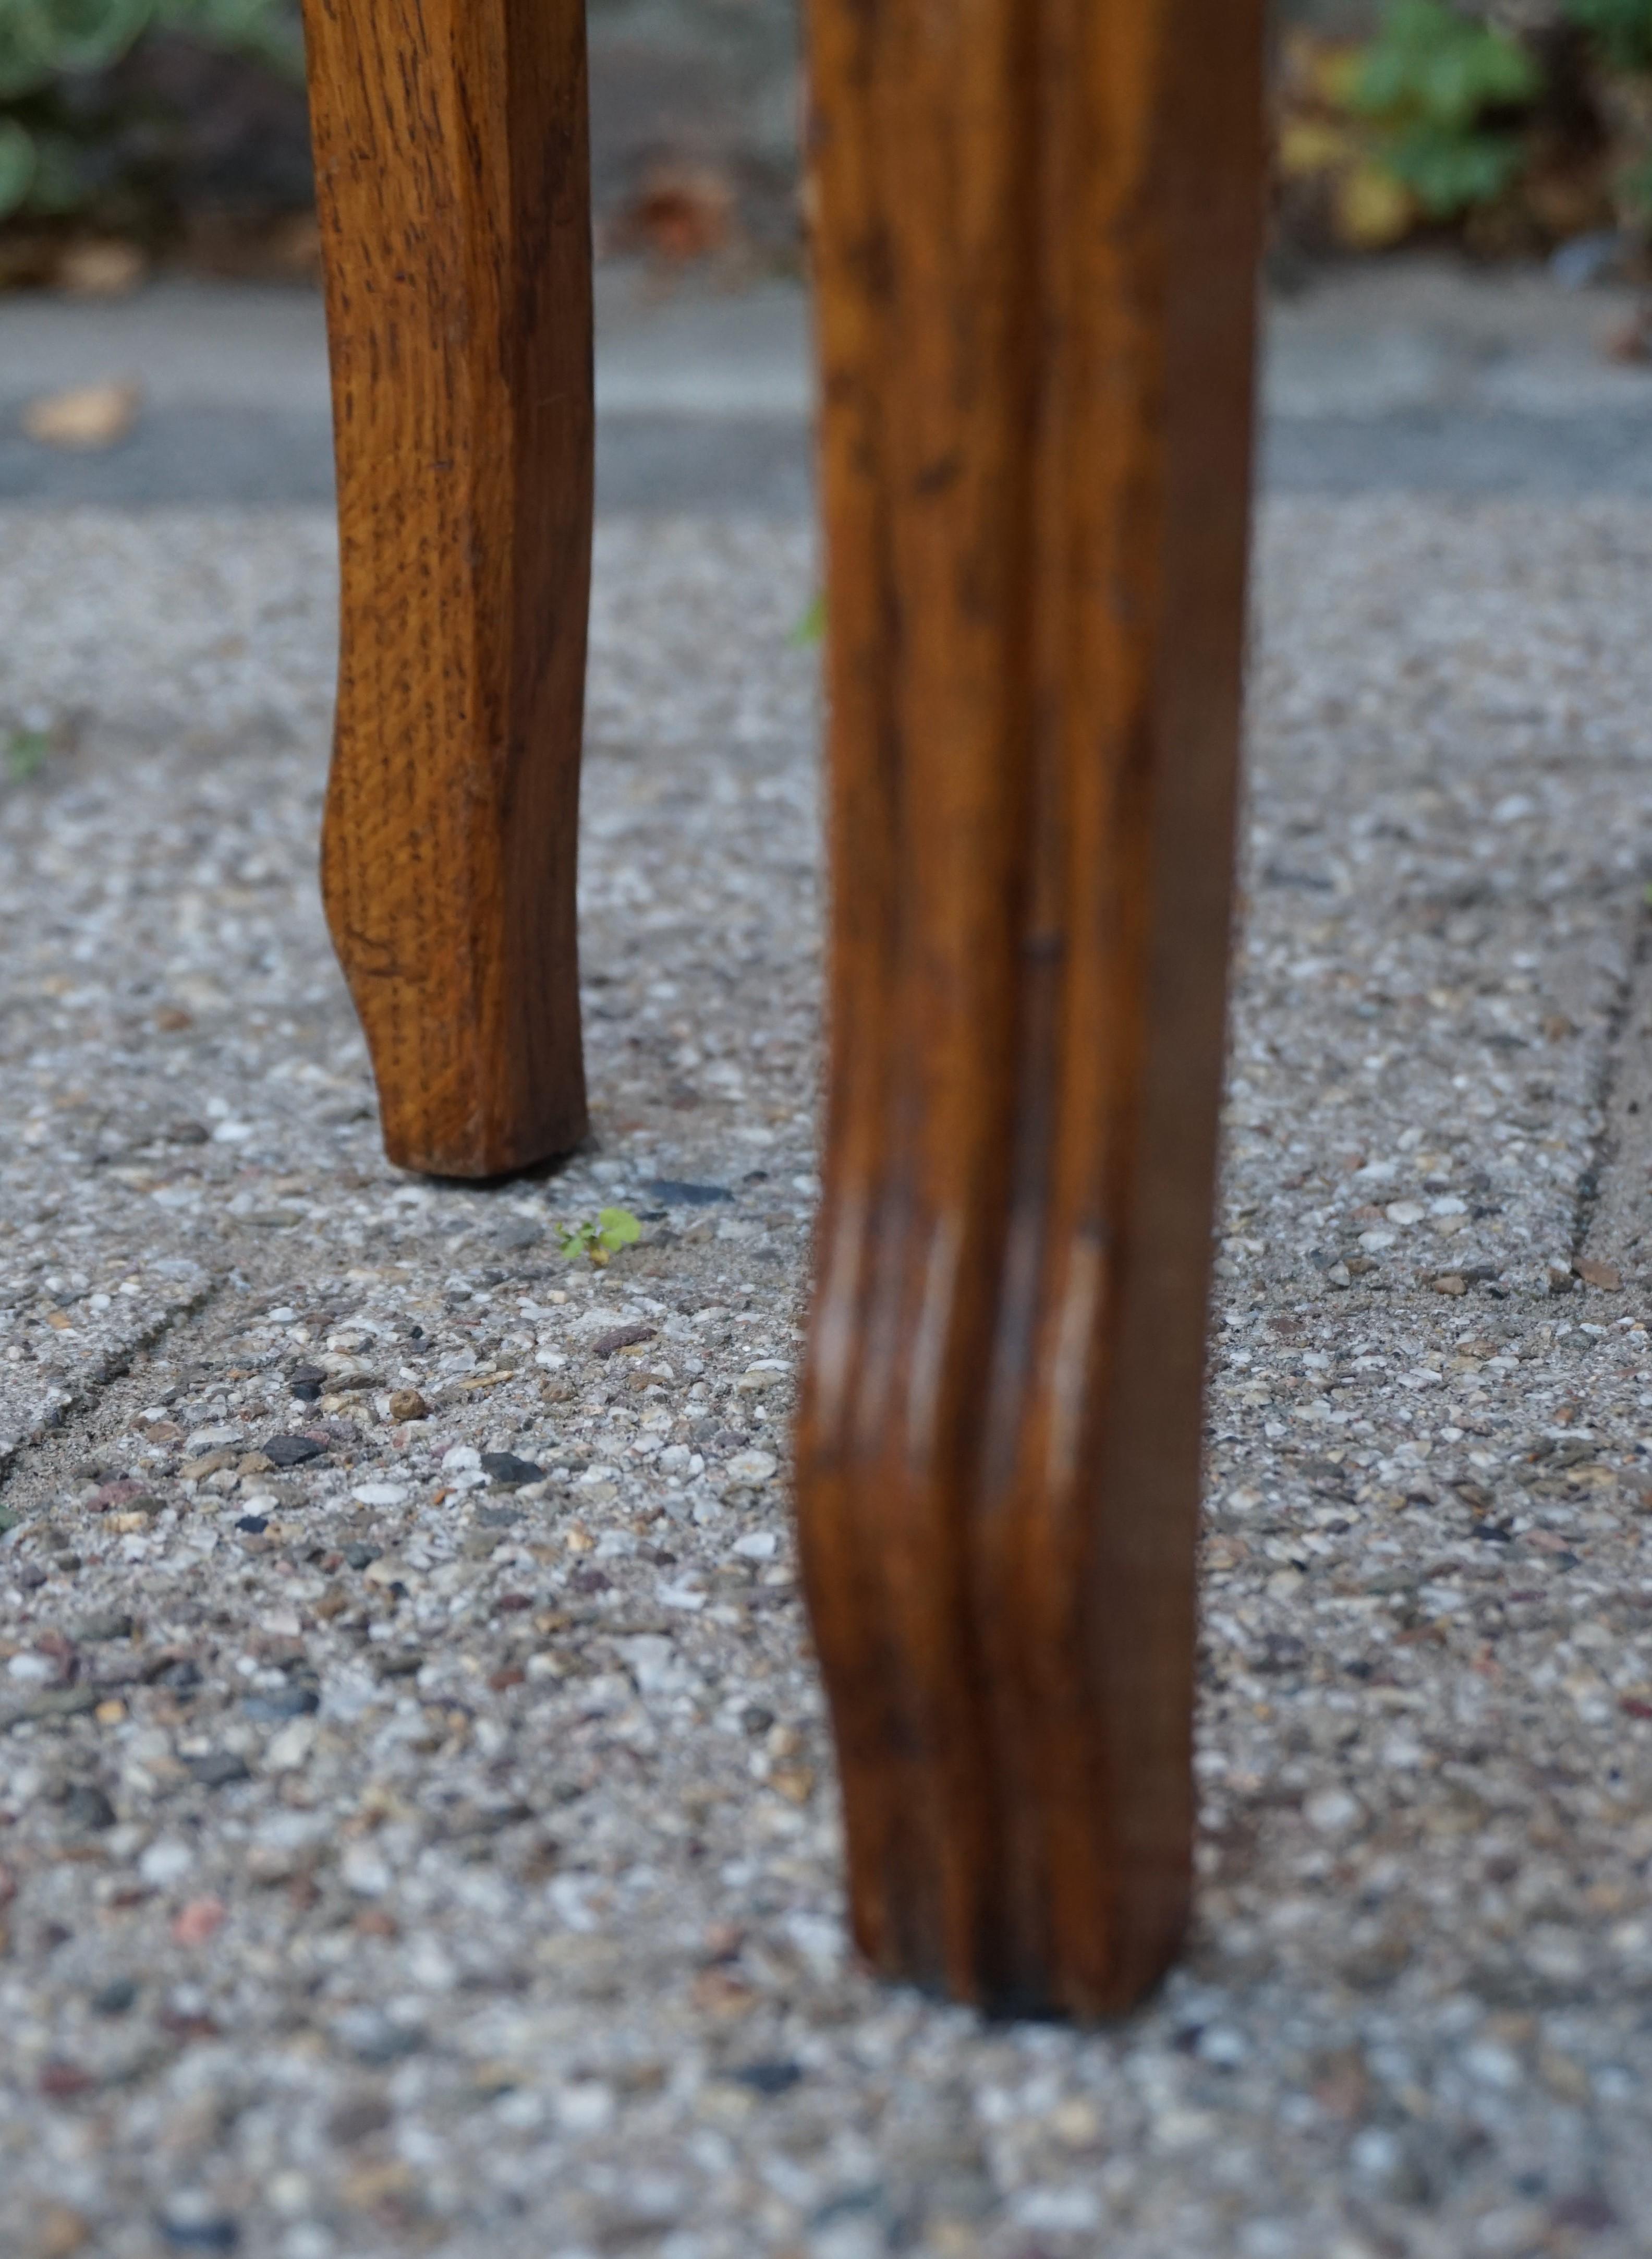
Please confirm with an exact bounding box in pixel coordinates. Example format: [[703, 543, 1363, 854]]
[[3, 503, 1652, 2257]]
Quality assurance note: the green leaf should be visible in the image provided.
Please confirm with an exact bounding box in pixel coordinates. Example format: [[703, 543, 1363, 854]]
[[555, 1207, 642, 1265], [1386, 123, 1526, 216], [1622, 152, 1652, 225], [1349, 2, 1539, 135], [596, 1206, 642, 1254], [0, 118, 34, 217], [0, 1506, 19, 1537], [1343, 1, 1539, 223], [5, 730, 51, 782], [0, 0, 154, 99], [1565, 0, 1652, 75], [0, 0, 302, 103], [156, 0, 303, 74], [789, 593, 825, 649], [22, 126, 94, 215]]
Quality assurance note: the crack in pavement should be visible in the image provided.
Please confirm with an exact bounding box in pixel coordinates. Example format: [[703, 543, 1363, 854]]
[[1580, 885, 1652, 1288], [1570, 891, 1649, 1268], [0, 1267, 223, 1492]]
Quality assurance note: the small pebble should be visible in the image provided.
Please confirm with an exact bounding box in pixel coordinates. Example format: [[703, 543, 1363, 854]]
[[62, 1785, 116, 1832], [185, 1753, 251, 1790], [261, 1435, 325, 1468], [481, 1451, 544, 1488], [170, 1898, 227, 1948]]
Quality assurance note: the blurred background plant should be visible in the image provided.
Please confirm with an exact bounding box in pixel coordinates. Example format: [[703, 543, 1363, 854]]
[[1279, 0, 1652, 260], [2, 0, 1652, 291], [0, 0, 312, 284], [0, 0, 805, 289], [1346, 2, 1540, 219], [1566, 0, 1652, 72]]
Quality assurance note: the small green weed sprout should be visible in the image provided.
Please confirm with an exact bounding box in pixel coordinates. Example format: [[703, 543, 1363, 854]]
[[5, 729, 51, 783], [789, 594, 825, 649], [556, 1207, 642, 1267]]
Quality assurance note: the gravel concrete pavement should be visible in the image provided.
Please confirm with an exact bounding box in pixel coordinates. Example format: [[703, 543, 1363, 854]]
[[4, 499, 1652, 2258]]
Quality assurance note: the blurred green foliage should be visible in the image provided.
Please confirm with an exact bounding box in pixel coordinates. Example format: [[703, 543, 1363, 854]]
[[4, 728, 52, 783], [0, 0, 301, 96], [0, 0, 302, 220], [1564, 0, 1652, 75], [1345, 0, 1541, 216], [4, 0, 1651, 254], [1557, 0, 1652, 228]]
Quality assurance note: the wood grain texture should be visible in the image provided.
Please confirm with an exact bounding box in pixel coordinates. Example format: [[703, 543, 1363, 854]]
[[302, 0, 593, 1177], [797, 0, 1268, 2017]]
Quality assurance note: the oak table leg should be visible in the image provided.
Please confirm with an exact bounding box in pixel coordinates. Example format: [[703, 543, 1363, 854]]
[[797, 0, 1268, 2016], [302, 0, 593, 1178]]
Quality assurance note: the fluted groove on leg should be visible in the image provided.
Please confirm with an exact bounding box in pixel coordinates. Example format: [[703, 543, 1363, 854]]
[[797, 0, 1268, 2018], [303, 0, 594, 1178]]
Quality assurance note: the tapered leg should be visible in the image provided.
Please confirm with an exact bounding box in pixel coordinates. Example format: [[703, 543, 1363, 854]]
[[797, 0, 1267, 2016], [302, 0, 593, 1177]]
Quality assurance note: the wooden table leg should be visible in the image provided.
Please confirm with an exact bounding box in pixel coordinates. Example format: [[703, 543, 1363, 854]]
[[302, 0, 593, 1178], [797, 0, 1268, 2017]]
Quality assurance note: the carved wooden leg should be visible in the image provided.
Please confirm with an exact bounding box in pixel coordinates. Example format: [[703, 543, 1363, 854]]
[[302, 0, 593, 1177], [797, 0, 1267, 2016]]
